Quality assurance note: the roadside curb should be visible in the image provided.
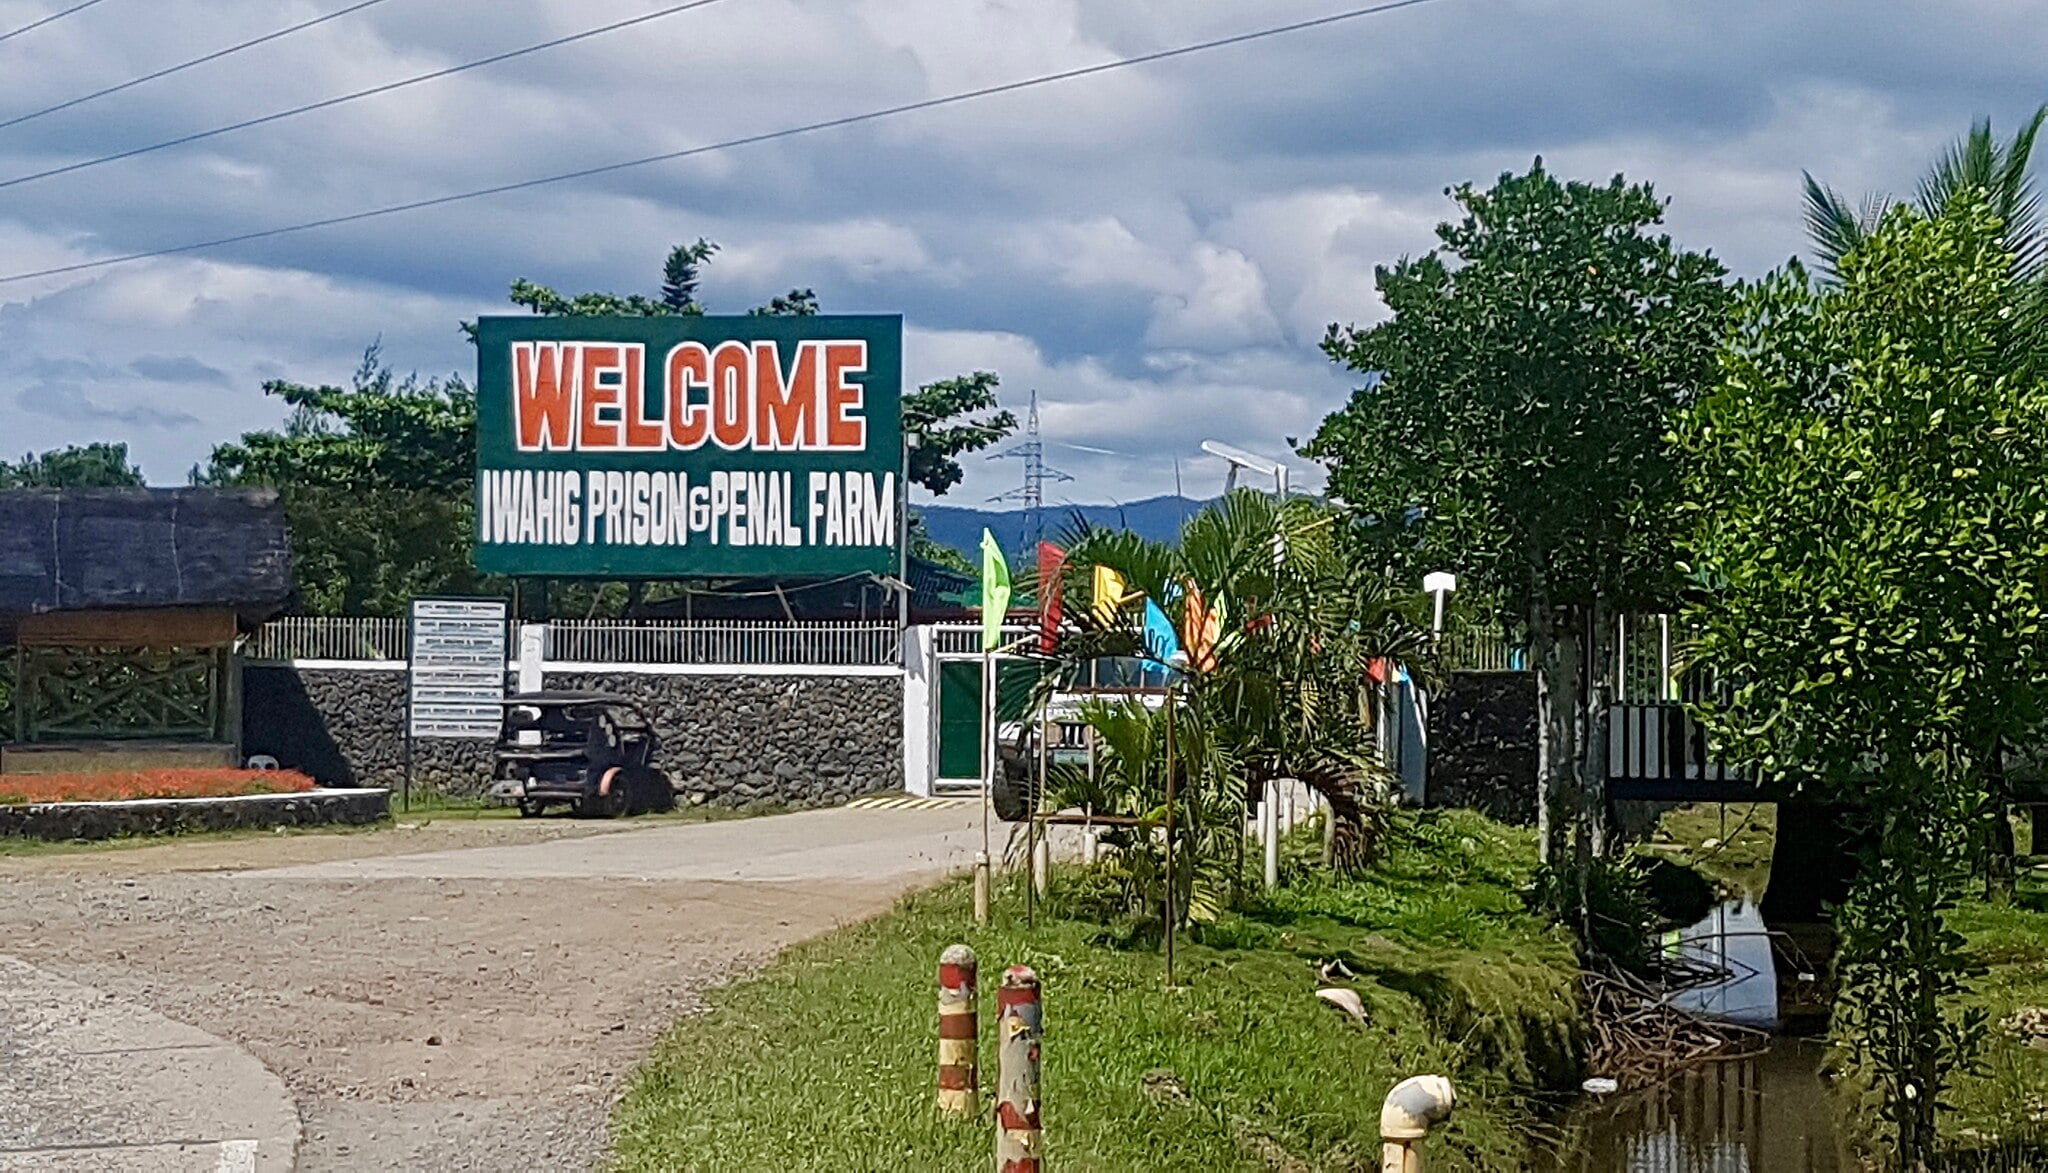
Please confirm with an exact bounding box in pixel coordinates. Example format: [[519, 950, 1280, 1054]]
[[0, 955, 301, 1171], [0, 787, 389, 842]]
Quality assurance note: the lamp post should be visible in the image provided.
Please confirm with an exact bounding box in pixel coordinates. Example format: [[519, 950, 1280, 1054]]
[[1422, 571, 1457, 636], [899, 431, 920, 633]]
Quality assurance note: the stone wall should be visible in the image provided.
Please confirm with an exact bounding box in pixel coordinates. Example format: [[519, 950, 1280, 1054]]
[[1426, 670, 1538, 825], [243, 664, 902, 806], [242, 666, 497, 795], [546, 672, 902, 808]]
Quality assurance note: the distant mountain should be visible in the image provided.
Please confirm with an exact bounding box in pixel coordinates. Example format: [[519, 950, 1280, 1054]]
[[916, 495, 1213, 565]]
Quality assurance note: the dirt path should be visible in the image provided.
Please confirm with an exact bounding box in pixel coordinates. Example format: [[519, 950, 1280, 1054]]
[[0, 805, 985, 1171]]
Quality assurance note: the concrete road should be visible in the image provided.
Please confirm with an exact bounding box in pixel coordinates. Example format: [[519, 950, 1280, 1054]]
[[0, 800, 990, 1171]]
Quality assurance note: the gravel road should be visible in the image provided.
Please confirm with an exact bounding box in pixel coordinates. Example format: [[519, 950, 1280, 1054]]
[[0, 804, 986, 1171]]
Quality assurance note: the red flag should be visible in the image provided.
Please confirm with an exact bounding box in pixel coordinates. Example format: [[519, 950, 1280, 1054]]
[[1037, 541, 1066, 654]]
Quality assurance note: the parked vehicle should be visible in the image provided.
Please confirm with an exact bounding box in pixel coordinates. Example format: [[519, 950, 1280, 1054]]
[[488, 692, 675, 818]]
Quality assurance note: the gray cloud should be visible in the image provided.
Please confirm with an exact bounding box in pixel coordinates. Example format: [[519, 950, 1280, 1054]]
[[17, 383, 200, 429], [128, 354, 229, 385], [0, 0, 2040, 499]]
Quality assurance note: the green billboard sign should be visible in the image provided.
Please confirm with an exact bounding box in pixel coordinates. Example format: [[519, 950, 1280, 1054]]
[[473, 314, 903, 578]]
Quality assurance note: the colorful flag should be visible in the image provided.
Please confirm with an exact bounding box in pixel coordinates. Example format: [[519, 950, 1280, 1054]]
[[1183, 580, 1223, 672], [1143, 598, 1183, 667], [980, 529, 1012, 652], [1037, 542, 1065, 654], [1092, 565, 1128, 625]]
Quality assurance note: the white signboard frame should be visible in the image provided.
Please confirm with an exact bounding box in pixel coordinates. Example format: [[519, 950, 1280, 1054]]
[[407, 598, 508, 740]]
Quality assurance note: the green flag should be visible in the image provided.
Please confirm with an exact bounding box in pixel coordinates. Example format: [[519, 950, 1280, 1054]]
[[980, 528, 1012, 651]]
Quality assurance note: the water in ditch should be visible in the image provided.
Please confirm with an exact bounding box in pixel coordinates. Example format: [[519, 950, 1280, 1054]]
[[1546, 900, 1854, 1172]]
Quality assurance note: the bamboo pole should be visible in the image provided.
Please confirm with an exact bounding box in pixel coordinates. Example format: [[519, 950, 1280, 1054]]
[[1163, 682, 1177, 988]]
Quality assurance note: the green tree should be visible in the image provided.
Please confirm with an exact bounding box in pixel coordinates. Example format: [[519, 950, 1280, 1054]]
[[1678, 197, 2048, 1161], [0, 441, 145, 487], [203, 346, 484, 615], [500, 240, 1014, 495], [1804, 105, 2046, 280], [1305, 162, 1731, 871]]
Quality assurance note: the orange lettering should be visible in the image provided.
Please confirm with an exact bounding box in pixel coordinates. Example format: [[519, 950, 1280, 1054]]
[[621, 347, 662, 450], [822, 342, 867, 449], [754, 341, 819, 450], [711, 340, 752, 449], [578, 344, 623, 449], [666, 343, 711, 449], [514, 342, 578, 450]]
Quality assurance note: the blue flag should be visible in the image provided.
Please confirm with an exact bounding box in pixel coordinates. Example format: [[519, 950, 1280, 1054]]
[[1142, 598, 1183, 668]]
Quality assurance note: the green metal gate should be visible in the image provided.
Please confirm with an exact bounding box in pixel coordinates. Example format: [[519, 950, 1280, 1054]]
[[934, 658, 1048, 782]]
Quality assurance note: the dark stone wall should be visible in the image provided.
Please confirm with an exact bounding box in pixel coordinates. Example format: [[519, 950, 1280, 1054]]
[[1427, 670, 1538, 825], [546, 672, 902, 808], [0, 788, 388, 841], [243, 666, 496, 796], [244, 665, 903, 806]]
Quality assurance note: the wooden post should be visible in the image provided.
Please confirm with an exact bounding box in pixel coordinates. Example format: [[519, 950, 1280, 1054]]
[[995, 965, 1043, 1172], [937, 944, 978, 1115], [1162, 683, 1177, 988], [974, 852, 991, 925]]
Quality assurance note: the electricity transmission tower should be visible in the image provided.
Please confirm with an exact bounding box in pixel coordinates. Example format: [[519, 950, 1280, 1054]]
[[988, 390, 1073, 549]]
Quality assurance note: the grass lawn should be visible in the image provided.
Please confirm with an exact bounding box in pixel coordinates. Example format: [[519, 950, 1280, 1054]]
[[610, 809, 1583, 1172], [1645, 801, 1777, 899], [1944, 875, 2048, 1148]]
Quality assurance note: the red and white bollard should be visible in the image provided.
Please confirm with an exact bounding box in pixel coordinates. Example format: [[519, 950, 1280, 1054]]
[[937, 944, 979, 1115], [995, 965, 1043, 1172]]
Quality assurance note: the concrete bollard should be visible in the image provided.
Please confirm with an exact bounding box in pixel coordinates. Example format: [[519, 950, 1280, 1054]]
[[995, 965, 1043, 1172], [1380, 1074, 1456, 1173], [938, 945, 979, 1115], [974, 852, 991, 925]]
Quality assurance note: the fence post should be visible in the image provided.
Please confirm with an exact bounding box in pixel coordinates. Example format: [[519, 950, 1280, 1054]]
[[974, 852, 991, 925], [938, 945, 978, 1115], [995, 965, 1043, 1172]]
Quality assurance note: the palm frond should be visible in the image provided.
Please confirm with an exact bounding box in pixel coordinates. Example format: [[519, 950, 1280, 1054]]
[[1802, 172, 1877, 281]]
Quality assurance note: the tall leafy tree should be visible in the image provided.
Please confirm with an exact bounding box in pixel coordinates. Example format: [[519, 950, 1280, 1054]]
[[203, 346, 484, 615], [0, 441, 145, 487], [1305, 162, 1731, 870], [1678, 197, 2048, 1161]]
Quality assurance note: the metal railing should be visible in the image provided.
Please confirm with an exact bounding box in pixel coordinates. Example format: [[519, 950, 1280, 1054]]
[[244, 616, 411, 662], [930, 623, 1037, 657], [544, 619, 899, 666], [244, 617, 901, 667], [1439, 627, 1519, 672]]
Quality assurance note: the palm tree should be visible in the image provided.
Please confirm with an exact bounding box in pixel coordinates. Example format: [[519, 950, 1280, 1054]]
[[1803, 104, 2046, 280], [1027, 490, 1433, 887]]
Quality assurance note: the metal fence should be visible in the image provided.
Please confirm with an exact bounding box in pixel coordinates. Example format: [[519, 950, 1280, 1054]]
[[545, 620, 899, 666], [1440, 628, 1519, 672], [244, 617, 901, 667], [243, 616, 412, 662]]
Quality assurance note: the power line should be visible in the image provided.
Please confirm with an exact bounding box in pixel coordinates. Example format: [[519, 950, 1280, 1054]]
[[0, 0, 740, 190], [0, 0, 400, 133], [0, 0, 106, 45], [0, 0, 1454, 286]]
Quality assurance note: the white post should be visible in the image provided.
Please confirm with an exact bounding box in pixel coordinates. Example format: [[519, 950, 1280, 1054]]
[[1262, 783, 1280, 890], [901, 625, 936, 797]]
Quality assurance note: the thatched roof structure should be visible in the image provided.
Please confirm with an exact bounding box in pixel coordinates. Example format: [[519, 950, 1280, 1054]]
[[0, 488, 291, 623]]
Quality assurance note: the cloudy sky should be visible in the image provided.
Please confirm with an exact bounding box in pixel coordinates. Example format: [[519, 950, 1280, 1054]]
[[0, 0, 2042, 505]]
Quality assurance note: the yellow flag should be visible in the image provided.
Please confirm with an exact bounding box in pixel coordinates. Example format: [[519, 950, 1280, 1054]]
[[1092, 566, 1127, 624]]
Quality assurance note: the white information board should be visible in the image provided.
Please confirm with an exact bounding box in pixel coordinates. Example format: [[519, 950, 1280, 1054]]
[[407, 598, 508, 739]]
